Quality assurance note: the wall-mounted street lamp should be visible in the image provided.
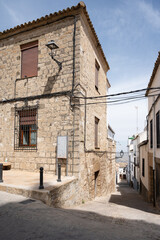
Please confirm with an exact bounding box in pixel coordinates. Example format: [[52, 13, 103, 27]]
[[46, 40, 62, 71], [120, 150, 124, 158], [116, 150, 124, 159]]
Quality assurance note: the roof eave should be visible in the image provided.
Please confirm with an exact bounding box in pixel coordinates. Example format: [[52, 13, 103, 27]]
[[145, 52, 160, 96]]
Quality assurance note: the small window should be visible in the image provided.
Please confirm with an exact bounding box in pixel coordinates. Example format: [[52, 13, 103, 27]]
[[156, 111, 160, 148], [142, 158, 145, 177], [150, 119, 153, 148], [95, 60, 100, 91], [21, 40, 38, 78], [95, 117, 99, 148], [14, 106, 38, 150]]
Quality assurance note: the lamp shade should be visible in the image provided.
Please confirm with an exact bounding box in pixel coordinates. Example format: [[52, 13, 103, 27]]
[[46, 40, 59, 50]]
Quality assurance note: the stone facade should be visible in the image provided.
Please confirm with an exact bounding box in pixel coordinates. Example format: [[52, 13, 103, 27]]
[[0, 2, 116, 204]]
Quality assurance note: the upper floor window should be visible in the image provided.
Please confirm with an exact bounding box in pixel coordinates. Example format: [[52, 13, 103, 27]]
[[95, 117, 99, 148], [95, 60, 100, 91], [156, 111, 160, 148], [142, 158, 145, 177], [20, 40, 38, 78], [150, 119, 153, 148]]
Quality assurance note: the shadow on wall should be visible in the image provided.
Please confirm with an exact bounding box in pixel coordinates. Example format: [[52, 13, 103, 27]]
[[43, 73, 59, 95], [109, 181, 160, 215], [0, 198, 160, 240]]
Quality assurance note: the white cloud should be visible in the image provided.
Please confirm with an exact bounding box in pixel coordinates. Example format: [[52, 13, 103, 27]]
[[1, 1, 22, 26], [137, 1, 160, 29]]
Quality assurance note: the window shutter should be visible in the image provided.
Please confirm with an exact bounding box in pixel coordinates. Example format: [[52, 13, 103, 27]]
[[21, 41, 38, 78], [19, 110, 36, 125]]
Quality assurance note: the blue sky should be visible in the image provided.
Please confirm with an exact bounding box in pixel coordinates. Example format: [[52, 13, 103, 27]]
[[0, 0, 160, 151]]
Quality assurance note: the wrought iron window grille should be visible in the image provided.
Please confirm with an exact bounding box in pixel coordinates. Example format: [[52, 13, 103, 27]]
[[14, 104, 38, 151]]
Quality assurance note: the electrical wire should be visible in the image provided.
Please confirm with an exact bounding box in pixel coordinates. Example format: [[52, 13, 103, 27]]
[[76, 92, 160, 106], [73, 87, 160, 99]]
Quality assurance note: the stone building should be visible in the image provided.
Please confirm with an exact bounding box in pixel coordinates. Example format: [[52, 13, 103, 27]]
[[0, 2, 116, 204], [144, 52, 160, 207]]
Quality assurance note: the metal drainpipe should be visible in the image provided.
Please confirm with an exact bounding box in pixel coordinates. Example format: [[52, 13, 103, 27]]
[[71, 16, 76, 96], [71, 16, 77, 175], [73, 83, 87, 150]]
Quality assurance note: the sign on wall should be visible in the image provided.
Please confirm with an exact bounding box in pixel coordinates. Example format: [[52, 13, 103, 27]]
[[57, 136, 68, 159]]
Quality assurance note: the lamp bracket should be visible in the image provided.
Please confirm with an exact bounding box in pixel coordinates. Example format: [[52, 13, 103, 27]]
[[49, 53, 62, 71]]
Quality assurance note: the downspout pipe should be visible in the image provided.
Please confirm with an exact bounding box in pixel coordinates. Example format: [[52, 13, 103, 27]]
[[71, 15, 77, 175], [71, 16, 76, 97]]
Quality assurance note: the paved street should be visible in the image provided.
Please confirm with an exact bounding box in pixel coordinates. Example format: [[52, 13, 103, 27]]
[[0, 181, 160, 240]]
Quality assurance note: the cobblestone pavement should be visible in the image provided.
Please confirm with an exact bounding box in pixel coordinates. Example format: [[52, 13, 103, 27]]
[[0, 181, 160, 240]]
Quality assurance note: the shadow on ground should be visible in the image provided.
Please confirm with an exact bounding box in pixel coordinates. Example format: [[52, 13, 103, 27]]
[[0, 195, 160, 240], [109, 181, 159, 215]]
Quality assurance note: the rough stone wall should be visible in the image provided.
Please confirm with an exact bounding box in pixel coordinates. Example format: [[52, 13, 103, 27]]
[[140, 179, 150, 202], [0, 10, 115, 203], [0, 15, 81, 176], [0, 16, 81, 100], [73, 14, 115, 201]]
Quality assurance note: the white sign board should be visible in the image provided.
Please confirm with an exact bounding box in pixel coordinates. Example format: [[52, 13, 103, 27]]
[[57, 136, 68, 159]]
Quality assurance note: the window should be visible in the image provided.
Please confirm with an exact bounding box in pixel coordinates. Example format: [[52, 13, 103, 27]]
[[21, 40, 38, 78], [156, 111, 160, 148], [14, 106, 38, 150], [142, 158, 145, 177], [95, 60, 100, 90], [95, 117, 99, 148], [150, 119, 153, 148]]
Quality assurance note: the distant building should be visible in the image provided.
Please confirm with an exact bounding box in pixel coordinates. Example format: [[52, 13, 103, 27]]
[[127, 131, 147, 191], [116, 162, 127, 183], [108, 124, 115, 140], [140, 52, 160, 206]]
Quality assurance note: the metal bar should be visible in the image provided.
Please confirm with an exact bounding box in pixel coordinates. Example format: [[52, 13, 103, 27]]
[[0, 164, 3, 182], [57, 164, 61, 182], [39, 167, 44, 189]]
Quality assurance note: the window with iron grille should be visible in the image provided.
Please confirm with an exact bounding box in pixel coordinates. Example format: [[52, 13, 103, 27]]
[[14, 105, 38, 150], [156, 111, 160, 148]]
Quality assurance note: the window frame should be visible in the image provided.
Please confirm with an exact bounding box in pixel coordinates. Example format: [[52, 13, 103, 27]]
[[95, 117, 99, 149], [156, 111, 160, 148], [20, 124, 37, 147], [95, 60, 100, 91], [150, 119, 153, 149], [14, 105, 38, 151]]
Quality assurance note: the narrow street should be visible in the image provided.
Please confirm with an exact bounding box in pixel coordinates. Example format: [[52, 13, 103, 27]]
[[0, 181, 160, 240]]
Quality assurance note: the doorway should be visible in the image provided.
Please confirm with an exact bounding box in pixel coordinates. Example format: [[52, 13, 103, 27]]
[[94, 170, 99, 197]]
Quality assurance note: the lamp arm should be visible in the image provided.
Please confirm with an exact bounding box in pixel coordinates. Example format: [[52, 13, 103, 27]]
[[49, 53, 62, 71]]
